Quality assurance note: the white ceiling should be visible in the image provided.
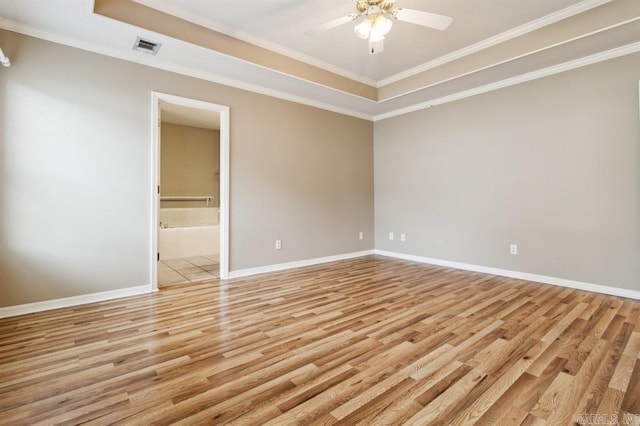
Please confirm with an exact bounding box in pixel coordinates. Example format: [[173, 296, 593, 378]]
[[161, 101, 220, 130], [0, 0, 638, 120], [137, 0, 585, 82]]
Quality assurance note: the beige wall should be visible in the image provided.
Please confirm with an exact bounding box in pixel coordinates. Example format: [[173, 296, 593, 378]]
[[3, 27, 637, 308], [375, 52, 640, 291], [0, 30, 374, 307], [160, 123, 220, 208]]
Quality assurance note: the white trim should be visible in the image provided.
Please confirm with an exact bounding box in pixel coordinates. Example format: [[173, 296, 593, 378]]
[[130, 0, 378, 87], [0, 286, 152, 319], [228, 250, 375, 279], [0, 19, 374, 121], [218, 105, 231, 280], [151, 93, 160, 290], [373, 42, 640, 121], [2, 13, 637, 123], [151, 92, 231, 285], [123, 0, 608, 89], [375, 250, 640, 301], [378, 15, 640, 104], [377, 0, 611, 87]]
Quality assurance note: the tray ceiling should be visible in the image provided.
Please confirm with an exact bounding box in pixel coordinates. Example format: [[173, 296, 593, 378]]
[[134, 0, 586, 83], [1, 0, 639, 120]]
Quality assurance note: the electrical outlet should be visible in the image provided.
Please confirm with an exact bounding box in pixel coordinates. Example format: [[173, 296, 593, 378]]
[[389, 232, 394, 241], [400, 233, 406, 242], [510, 244, 518, 255], [275, 239, 282, 250], [359, 231, 364, 240]]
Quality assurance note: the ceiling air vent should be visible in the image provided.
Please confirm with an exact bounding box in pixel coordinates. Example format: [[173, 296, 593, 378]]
[[133, 37, 161, 55]]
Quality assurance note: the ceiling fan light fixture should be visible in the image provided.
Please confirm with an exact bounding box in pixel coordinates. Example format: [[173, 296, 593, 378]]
[[372, 15, 392, 37], [307, 0, 452, 55], [368, 31, 385, 43], [354, 18, 372, 39]]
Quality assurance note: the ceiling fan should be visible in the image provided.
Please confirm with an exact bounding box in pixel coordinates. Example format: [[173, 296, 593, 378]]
[[305, 0, 452, 55]]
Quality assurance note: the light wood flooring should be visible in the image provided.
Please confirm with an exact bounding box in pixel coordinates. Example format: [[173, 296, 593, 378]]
[[1, 255, 639, 425]]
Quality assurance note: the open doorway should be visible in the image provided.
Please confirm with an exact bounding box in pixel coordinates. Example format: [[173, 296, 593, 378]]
[[151, 93, 229, 290]]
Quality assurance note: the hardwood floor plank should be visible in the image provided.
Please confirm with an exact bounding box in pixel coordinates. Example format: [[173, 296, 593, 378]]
[[621, 360, 640, 413], [548, 338, 610, 425], [0, 255, 638, 424]]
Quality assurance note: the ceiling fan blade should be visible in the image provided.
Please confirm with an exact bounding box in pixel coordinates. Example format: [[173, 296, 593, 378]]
[[304, 14, 359, 36], [393, 8, 452, 30]]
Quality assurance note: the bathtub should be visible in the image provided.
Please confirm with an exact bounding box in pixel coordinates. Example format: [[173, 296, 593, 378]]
[[159, 207, 219, 260]]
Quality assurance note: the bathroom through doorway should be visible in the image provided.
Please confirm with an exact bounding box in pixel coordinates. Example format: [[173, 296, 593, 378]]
[[151, 93, 230, 289]]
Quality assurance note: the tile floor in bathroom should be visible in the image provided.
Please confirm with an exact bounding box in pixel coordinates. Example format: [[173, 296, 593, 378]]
[[158, 254, 219, 287]]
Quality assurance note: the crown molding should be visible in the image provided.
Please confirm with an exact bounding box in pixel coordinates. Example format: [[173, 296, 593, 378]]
[[373, 41, 640, 121], [94, 0, 378, 100], [130, 0, 378, 88], [378, 16, 640, 103], [376, 0, 612, 87], [130, 0, 612, 91], [0, 19, 374, 121], [2, 15, 638, 123]]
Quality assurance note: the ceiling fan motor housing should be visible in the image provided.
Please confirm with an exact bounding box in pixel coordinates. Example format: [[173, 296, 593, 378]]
[[356, 0, 396, 15]]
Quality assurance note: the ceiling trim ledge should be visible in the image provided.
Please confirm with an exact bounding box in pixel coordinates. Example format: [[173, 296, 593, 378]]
[[377, 0, 612, 87], [378, 0, 640, 101], [93, 0, 379, 101], [373, 42, 640, 121], [0, 20, 375, 121], [129, 0, 378, 87]]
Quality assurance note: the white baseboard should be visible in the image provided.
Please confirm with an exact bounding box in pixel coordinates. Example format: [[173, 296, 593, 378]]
[[4, 249, 636, 319], [0, 285, 153, 319], [228, 249, 375, 279], [375, 250, 640, 300]]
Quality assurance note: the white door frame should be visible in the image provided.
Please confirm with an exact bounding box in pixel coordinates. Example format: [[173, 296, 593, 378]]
[[150, 92, 230, 290]]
